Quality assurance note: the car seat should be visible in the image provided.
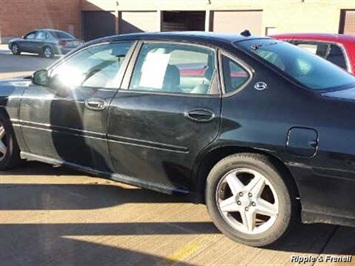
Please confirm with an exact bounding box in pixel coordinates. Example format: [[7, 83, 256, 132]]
[[163, 64, 181, 93]]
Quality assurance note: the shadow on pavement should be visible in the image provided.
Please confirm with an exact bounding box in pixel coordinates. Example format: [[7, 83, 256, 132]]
[[0, 161, 354, 263], [0, 221, 353, 266], [0, 161, 82, 175], [0, 230, 194, 266], [0, 183, 188, 210]]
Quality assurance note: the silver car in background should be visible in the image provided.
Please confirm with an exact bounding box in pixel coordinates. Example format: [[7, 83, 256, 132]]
[[8, 29, 84, 58]]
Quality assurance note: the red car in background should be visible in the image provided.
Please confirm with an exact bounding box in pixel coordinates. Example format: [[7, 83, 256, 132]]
[[271, 33, 355, 75]]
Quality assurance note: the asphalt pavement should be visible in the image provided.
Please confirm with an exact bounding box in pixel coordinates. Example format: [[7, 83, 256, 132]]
[[0, 44, 58, 79], [0, 45, 354, 266]]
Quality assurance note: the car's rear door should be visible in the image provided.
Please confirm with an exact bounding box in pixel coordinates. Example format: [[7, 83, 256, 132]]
[[33, 31, 48, 54], [19, 41, 135, 171], [107, 41, 221, 192]]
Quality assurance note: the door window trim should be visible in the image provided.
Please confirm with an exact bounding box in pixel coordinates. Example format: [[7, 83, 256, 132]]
[[24, 31, 37, 40], [121, 40, 221, 98], [218, 50, 254, 97], [47, 40, 138, 90]]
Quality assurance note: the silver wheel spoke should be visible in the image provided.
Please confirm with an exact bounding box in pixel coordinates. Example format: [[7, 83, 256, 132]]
[[216, 167, 280, 235], [240, 209, 255, 232], [0, 126, 5, 139], [0, 140, 6, 155], [219, 196, 239, 212], [226, 173, 244, 195], [256, 199, 278, 217], [247, 173, 265, 197]]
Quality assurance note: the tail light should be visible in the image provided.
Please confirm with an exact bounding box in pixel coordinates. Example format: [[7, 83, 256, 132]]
[[58, 40, 67, 46]]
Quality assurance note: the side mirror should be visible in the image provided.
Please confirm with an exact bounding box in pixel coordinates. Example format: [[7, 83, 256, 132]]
[[32, 69, 76, 97], [32, 69, 49, 87]]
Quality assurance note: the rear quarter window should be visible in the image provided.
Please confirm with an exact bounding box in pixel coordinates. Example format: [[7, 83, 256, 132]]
[[236, 39, 355, 91]]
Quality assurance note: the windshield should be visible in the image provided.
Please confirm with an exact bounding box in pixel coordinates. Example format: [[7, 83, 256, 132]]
[[235, 39, 355, 91], [50, 31, 74, 39]]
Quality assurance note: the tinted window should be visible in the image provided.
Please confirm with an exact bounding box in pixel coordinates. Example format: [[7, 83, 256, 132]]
[[294, 41, 348, 71], [221, 55, 250, 93], [129, 43, 217, 95], [50, 31, 74, 39], [50, 42, 132, 89], [237, 39, 355, 91], [35, 31, 47, 40], [295, 42, 327, 56], [25, 32, 36, 40], [326, 44, 347, 70]]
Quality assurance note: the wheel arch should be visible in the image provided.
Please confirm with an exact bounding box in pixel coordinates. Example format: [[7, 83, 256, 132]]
[[0, 108, 22, 169], [0, 107, 10, 119], [0, 106, 28, 154], [10, 42, 21, 54], [193, 144, 300, 204]]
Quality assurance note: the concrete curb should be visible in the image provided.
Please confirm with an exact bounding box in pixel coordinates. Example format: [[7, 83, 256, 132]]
[[0, 44, 11, 55]]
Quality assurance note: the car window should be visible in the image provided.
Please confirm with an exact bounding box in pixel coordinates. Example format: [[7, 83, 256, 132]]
[[35, 31, 47, 40], [24, 32, 36, 40], [50, 31, 74, 39], [296, 43, 326, 56], [50, 42, 132, 89], [237, 39, 355, 92], [294, 41, 348, 71], [129, 42, 217, 95], [326, 44, 347, 70], [221, 55, 250, 93]]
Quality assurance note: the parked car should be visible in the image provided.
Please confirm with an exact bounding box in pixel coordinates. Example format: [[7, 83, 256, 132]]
[[0, 32, 354, 247], [271, 33, 355, 74], [8, 29, 84, 58]]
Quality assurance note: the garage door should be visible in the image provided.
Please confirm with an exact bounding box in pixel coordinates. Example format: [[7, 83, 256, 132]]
[[340, 10, 355, 36], [120, 12, 158, 34], [212, 11, 262, 35]]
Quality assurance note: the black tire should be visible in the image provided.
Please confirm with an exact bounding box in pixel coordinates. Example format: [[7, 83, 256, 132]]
[[0, 112, 21, 170], [205, 153, 297, 247], [42, 46, 54, 58], [11, 43, 21, 55]]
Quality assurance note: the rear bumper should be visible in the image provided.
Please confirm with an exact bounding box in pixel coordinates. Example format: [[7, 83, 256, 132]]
[[288, 163, 355, 227], [56, 46, 76, 55]]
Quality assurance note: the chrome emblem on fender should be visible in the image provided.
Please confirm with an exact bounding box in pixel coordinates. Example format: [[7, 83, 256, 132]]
[[254, 82, 268, 91]]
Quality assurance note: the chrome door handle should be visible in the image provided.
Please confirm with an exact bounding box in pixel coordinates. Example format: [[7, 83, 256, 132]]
[[85, 98, 106, 111], [185, 109, 215, 122]]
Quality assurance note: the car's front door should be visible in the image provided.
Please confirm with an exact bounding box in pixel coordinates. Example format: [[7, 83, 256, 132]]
[[107, 41, 221, 192], [19, 41, 134, 171], [21, 31, 37, 53]]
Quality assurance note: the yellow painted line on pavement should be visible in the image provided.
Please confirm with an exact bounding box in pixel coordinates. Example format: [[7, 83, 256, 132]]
[[161, 241, 201, 265]]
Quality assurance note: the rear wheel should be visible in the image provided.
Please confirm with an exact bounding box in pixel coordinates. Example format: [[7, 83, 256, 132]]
[[206, 153, 296, 247], [11, 43, 21, 55], [42, 46, 54, 58], [0, 113, 21, 169]]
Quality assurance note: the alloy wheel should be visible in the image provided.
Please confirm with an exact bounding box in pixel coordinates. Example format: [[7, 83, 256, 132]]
[[12, 44, 19, 54], [0, 122, 7, 161], [44, 47, 53, 58], [216, 168, 279, 235]]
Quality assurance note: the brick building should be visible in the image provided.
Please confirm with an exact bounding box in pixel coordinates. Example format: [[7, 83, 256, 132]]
[[0, 0, 354, 43], [0, 0, 81, 43]]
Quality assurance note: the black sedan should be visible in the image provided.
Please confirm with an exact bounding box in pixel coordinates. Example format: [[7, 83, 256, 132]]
[[0, 32, 354, 247], [8, 29, 83, 58]]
